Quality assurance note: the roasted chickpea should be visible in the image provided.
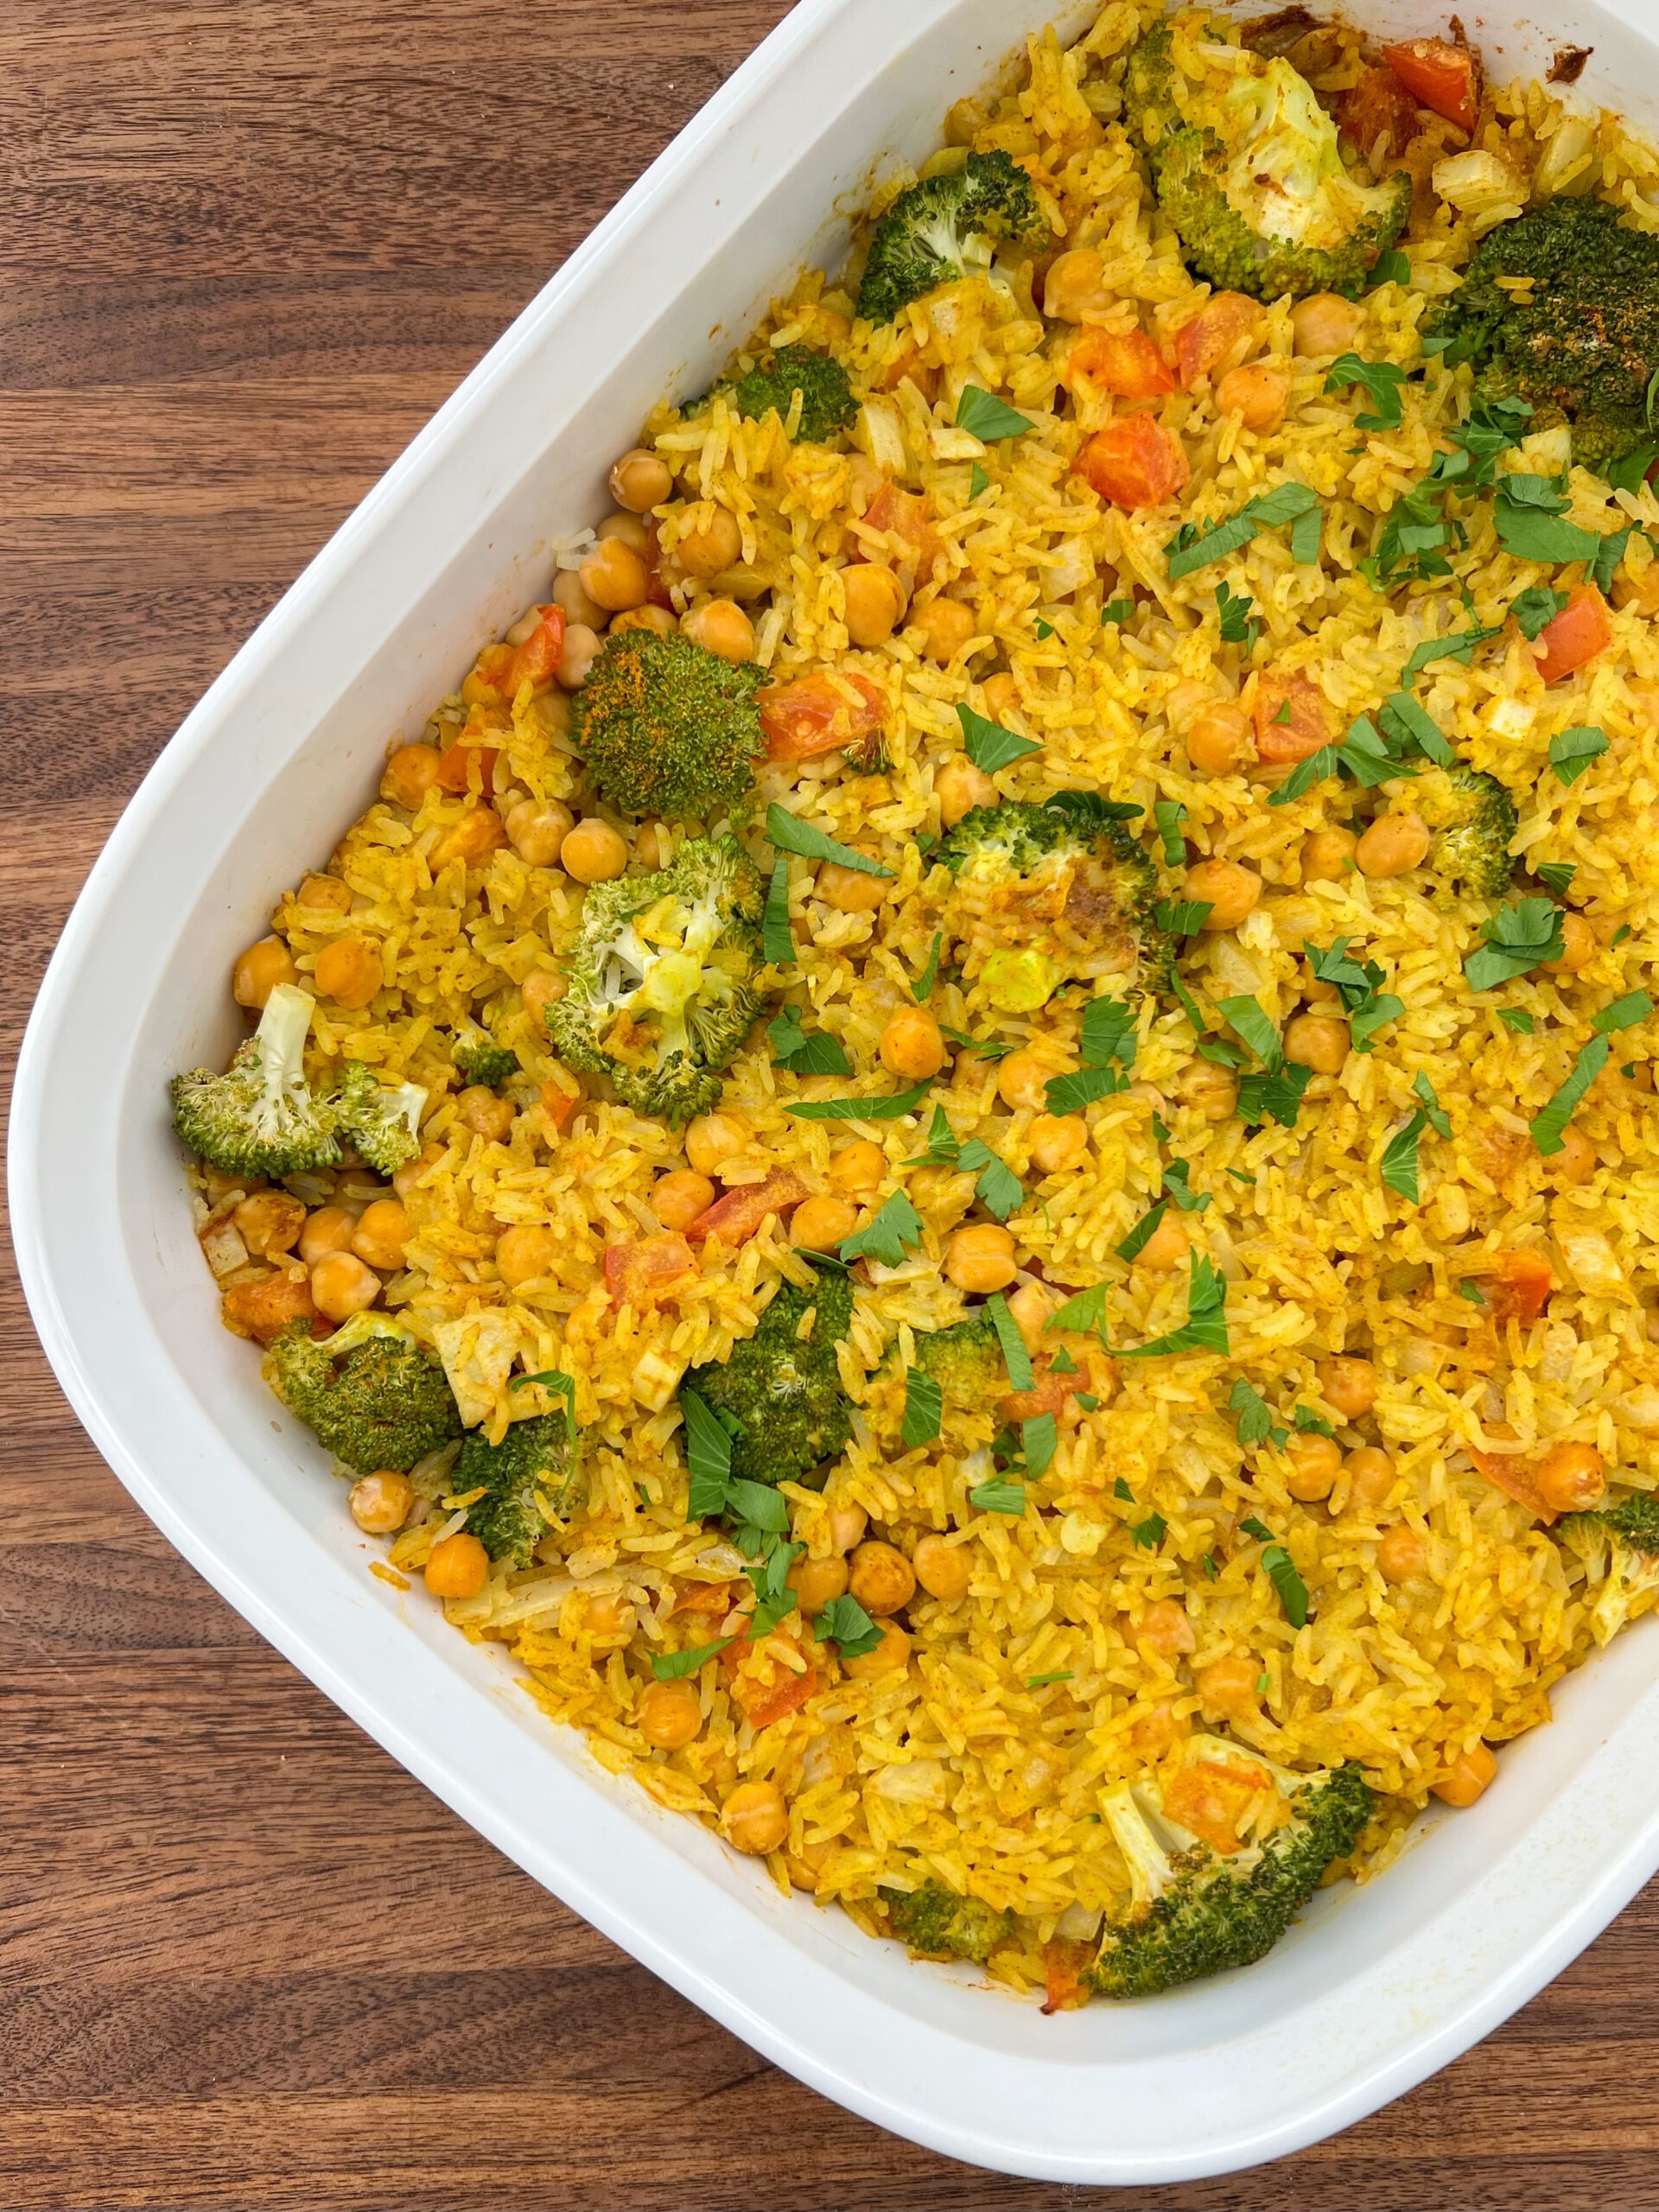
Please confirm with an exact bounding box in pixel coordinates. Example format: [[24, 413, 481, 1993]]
[[1285, 1433, 1342, 1502], [674, 506, 743, 580], [232, 937, 298, 1010], [1135, 1212, 1190, 1272], [496, 1223, 559, 1287], [521, 969, 563, 1026], [1433, 1741, 1497, 1808], [912, 1534, 972, 1601], [1290, 292, 1363, 359], [1542, 912, 1597, 974], [936, 753, 998, 826], [454, 1086, 513, 1145], [1173, 1060, 1237, 1120], [299, 872, 353, 913], [1302, 825, 1357, 882], [944, 1223, 1018, 1294], [233, 1190, 306, 1258], [1184, 857, 1262, 931], [684, 1112, 747, 1179], [1027, 1113, 1088, 1174], [831, 1140, 886, 1198], [1195, 1655, 1261, 1721], [842, 563, 907, 648], [787, 1553, 850, 1614], [1320, 1356, 1377, 1421], [827, 1500, 868, 1554], [1548, 1124, 1598, 1185], [1284, 1014, 1351, 1076], [815, 860, 889, 913], [1215, 364, 1290, 434], [1042, 246, 1109, 322], [879, 1006, 946, 1081], [299, 1205, 356, 1267], [505, 798, 574, 866], [1356, 813, 1429, 880], [681, 597, 755, 662], [606, 603, 675, 639], [1535, 1441, 1606, 1515], [1344, 1446, 1396, 1510], [791, 1194, 859, 1252], [848, 1540, 916, 1617], [982, 672, 1020, 721], [840, 1618, 911, 1680], [721, 1780, 789, 1856], [911, 596, 977, 661], [349, 1471, 413, 1535], [654, 1170, 715, 1232], [352, 1198, 410, 1272], [1376, 1524, 1427, 1583], [314, 937, 384, 1009], [1138, 1598, 1196, 1657], [310, 1250, 382, 1322], [580, 537, 650, 613], [1186, 703, 1252, 776], [381, 743, 442, 810], [551, 567, 607, 630], [556, 621, 602, 689], [424, 1531, 489, 1599], [636, 1676, 703, 1751], [995, 1048, 1050, 1115], [608, 448, 674, 513], [560, 818, 629, 884]]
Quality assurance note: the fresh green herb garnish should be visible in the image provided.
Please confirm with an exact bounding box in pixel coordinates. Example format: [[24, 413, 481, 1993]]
[[768, 1005, 851, 1077], [767, 803, 892, 877], [1116, 1199, 1170, 1262], [1465, 899, 1566, 990], [1130, 1514, 1167, 1550], [816, 1593, 884, 1656], [1101, 596, 1135, 626], [762, 855, 794, 964], [1593, 991, 1653, 1033], [1458, 1279, 1487, 1304], [1027, 1670, 1073, 1688], [651, 1637, 731, 1681], [1215, 994, 1283, 1070], [957, 385, 1033, 442], [1165, 482, 1319, 582], [968, 462, 990, 500], [1290, 505, 1322, 564], [986, 1291, 1035, 1392], [1493, 475, 1599, 566], [1510, 584, 1569, 641], [787, 1081, 932, 1122], [510, 1366, 579, 1448], [1237, 1065, 1313, 1128], [1549, 726, 1608, 789], [1230, 1377, 1287, 1451], [838, 1188, 925, 1265], [1023, 1412, 1058, 1477], [1113, 1477, 1135, 1503], [1154, 798, 1187, 866], [1215, 581, 1260, 651], [1498, 1007, 1535, 1034], [1046, 1281, 1109, 1342], [969, 1478, 1027, 1517], [1325, 354, 1409, 431], [901, 1368, 944, 1448], [1116, 1251, 1230, 1360], [1268, 712, 1412, 807], [957, 702, 1041, 774], [912, 931, 943, 1003], [1294, 1405, 1334, 1438]]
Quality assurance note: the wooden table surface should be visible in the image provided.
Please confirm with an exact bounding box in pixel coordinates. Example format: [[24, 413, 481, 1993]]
[[4, 3, 1659, 2205]]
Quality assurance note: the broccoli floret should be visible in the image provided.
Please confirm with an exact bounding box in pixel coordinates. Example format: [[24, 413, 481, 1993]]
[[1558, 1493, 1659, 1644], [172, 982, 344, 1179], [573, 626, 766, 820], [1124, 17, 1409, 302], [681, 1260, 853, 1491], [880, 1878, 1013, 1964], [857, 150, 1048, 324], [1090, 1744, 1374, 1999], [935, 794, 1168, 996], [912, 1314, 1006, 1417], [729, 345, 856, 444], [263, 1313, 461, 1473], [452, 1414, 583, 1567], [545, 835, 766, 1128], [452, 1034, 518, 1090], [333, 1062, 430, 1175], [1414, 766, 1518, 899], [1424, 197, 1659, 473]]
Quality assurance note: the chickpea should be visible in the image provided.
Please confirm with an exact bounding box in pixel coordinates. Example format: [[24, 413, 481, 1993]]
[[1548, 1123, 1598, 1185], [1215, 364, 1291, 434], [830, 1141, 886, 1198], [982, 672, 1020, 722], [1173, 1060, 1237, 1121], [349, 1470, 414, 1535], [1001, 1282, 1054, 1357], [681, 597, 755, 663], [791, 1194, 859, 1252], [633, 820, 671, 872], [936, 753, 999, 827], [505, 797, 574, 866], [1290, 292, 1363, 359], [596, 510, 652, 556], [1356, 813, 1430, 880], [1285, 1433, 1342, 1502], [610, 607, 677, 644], [310, 1250, 382, 1322], [232, 937, 298, 1011], [654, 1170, 716, 1232], [1028, 1113, 1088, 1175], [1321, 1356, 1377, 1421], [1302, 825, 1357, 883], [636, 1676, 702, 1750], [815, 859, 890, 913], [298, 873, 353, 913], [1195, 1656, 1261, 1722], [1535, 1441, 1606, 1516], [842, 563, 907, 648], [551, 567, 607, 629], [556, 621, 602, 689], [840, 1618, 911, 1680], [675, 506, 743, 580], [1376, 1523, 1427, 1583], [381, 743, 442, 811], [849, 1540, 916, 1617], [1433, 1741, 1498, 1808], [233, 1190, 306, 1258], [393, 1142, 445, 1202], [1186, 703, 1252, 776], [521, 969, 563, 1027], [1138, 1598, 1197, 1657], [879, 1007, 946, 1082], [684, 1112, 747, 1180], [582, 1592, 635, 1642], [299, 1205, 357, 1267], [1042, 246, 1109, 322], [424, 1530, 490, 1599], [721, 1779, 789, 1855], [431, 807, 507, 872], [995, 1048, 1050, 1115], [560, 819, 629, 884], [497, 1223, 560, 1287], [787, 1553, 850, 1614], [944, 1223, 1018, 1294], [912, 1534, 972, 1602], [609, 448, 674, 513], [578, 537, 650, 614], [352, 1198, 410, 1272], [1184, 857, 1262, 931], [785, 1834, 833, 1893], [1135, 1212, 1190, 1273], [314, 937, 384, 1010], [1542, 912, 1596, 975], [911, 596, 978, 662], [1131, 1700, 1186, 1759], [455, 1089, 513, 1147], [1344, 1446, 1396, 1510], [1284, 1014, 1351, 1077]]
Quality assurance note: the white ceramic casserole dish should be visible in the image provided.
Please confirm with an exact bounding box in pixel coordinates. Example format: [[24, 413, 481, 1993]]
[[14, 0, 1659, 2181]]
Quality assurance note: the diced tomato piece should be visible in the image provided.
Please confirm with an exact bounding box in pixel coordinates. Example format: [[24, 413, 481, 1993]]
[[689, 1170, 809, 1246], [671, 1581, 736, 1618], [221, 1272, 326, 1345], [466, 642, 517, 703], [642, 523, 676, 610], [1041, 1939, 1090, 2016], [1066, 326, 1176, 399], [999, 1357, 1072, 1426], [721, 1629, 818, 1726], [1468, 1250, 1554, 1324], [503, 602, 567, 692], [857, 483, 944, 582], [1382, 36, 1481, 134], [435, 738, 504, 795], [1253, 671, 1330, 764], [759, 671, 886, 764], [1161, 1760, 1274, 1856], [1535, 584, 1612, 684], [1074, 416, 1190, 511], [603, 1232, 698, 1310], [1469, 1442, 1555, 1522], [1174, 293, 1262, 391], [539, 1080, 578, 1134], [1340, 62, 1425, 157]]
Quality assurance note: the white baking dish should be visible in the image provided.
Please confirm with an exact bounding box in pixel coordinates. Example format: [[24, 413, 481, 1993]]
[[14, 0, 1659, 2180]]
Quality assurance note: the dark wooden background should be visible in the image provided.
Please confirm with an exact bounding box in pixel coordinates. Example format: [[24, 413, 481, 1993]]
[[4, 3, 1659, 2205]]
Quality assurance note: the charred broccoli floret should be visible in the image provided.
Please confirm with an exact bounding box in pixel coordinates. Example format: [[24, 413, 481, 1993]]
[[880, 1878, 1013, 1964], [730, 345, 856, 444], [545, 835, 766, 1127], [936, 794, 1168, 998], [452, 1414, 583, 1567], [1558, 1493, 1659, 1644], [172, 982, 344, 1179], [1090, 1742, 1373, 1999], [572, 626, 766, 819], [263, 1313, 461, 1473], [1424, 197, 1659, 473], [681, 1260, 853, 1491], [1124, 16, 1410, 302], [333, 1062, 429, 1175], [912, 1314, 1006, 1418], [857, 150, 1048, 324], [1414, 766, 1518, 899], [452, 1034, 518, 1090]]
